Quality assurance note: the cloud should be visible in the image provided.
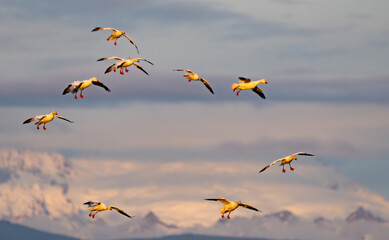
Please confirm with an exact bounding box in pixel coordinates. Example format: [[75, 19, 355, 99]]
[[1, 1, 388, 109], [1, 71, 388, 108], [2, 148, 389, 239]]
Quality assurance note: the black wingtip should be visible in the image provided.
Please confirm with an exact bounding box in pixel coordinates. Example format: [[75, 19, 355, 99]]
[[91, 27, 101, 32]]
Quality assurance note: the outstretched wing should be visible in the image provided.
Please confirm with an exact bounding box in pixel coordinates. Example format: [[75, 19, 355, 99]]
[[205, 198, 232, 205], [133, 63, 149, 75], [123, 34, 139, 54], [97, 56, 126, 61], [63, 84, 75, 95], [111, 206, 134, 218], [23, 115, 44, 124], [83, 201, 100, 207], [239, 203, 261, 212], [92, 81, 111, 92], [293, 152, 315, 157], [63, 81, 82, 95], [92, 27, 117, 32], [238, 76, 252, 83], [56, 115, 74, 123], [105, 64, 117, 74], [173, 69, 194, 74], [138, 58, 154, 65], [252, 86, 266, 99], [201, 79, 214, 94], [259, 158, 283, 173]]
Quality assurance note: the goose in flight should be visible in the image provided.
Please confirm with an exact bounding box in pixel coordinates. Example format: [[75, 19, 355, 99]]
[[205, 198, 261, 219], [231, 76, 267, 99], [97, 56, 127, 74], [98, 56, 153, 75], [83, 201, 134, 219], [259, 152, 315, 173], [23, 111, 73, 130], [173, 69, 214, 94], [92, 27, 139, 53], [63, 77, 110, 99]]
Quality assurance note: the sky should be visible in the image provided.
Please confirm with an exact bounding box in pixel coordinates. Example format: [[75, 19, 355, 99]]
[[2, 149, 389, 240], [0, 0, 389, 210]]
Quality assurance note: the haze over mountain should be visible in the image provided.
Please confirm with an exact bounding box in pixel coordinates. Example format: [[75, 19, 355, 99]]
[[1, 149, 388, 240]]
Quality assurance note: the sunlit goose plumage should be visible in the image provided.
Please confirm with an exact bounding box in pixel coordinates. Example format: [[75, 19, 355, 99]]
[[63, 77, 110, 99], [259, 152, 315, 173], [23, 111, 73, 130], [173, 69, 214, 94], [97, 56, 127, 74], [231, 76, 268, 99], [99, 56, 153, 75], [205, 198, 261, 219], [92, 27, 139, 53], [83, 201, 134, 219]]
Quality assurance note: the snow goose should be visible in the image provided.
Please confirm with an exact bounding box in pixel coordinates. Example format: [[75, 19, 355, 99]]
[[173, 69, 214, 94], [83, 201, 134, 219], [231, 76, 267, 99], [63, 77, 110, 99], [259, 152, 315, 173], [91, 27, 139, 53], [99, 57, 153, 75], [23, 111, 73, 130], [205, 198, 261, 219], [97, 56, 127, 73]]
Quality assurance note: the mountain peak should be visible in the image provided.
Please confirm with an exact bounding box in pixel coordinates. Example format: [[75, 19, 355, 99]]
[[264, 210, 299, 223], [144, 211, 160, 224], [142, 211, 178, 230], [346, 207, 386, 223]]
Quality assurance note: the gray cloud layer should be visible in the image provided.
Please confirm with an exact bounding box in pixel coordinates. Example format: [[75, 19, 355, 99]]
[[1, 73, 387, 107]]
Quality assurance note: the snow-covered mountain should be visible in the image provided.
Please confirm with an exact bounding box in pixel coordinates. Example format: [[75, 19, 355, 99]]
[[346, 207, 386, 223], [1, 149, 389, 240], [0, 149, 80, 221]]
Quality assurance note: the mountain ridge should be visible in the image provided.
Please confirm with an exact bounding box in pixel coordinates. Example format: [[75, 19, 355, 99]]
[[1, 149, 389, 240]]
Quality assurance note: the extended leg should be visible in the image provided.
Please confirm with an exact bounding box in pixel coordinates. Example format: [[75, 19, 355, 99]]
[[89, 211, 94, 217], [114, 40, 117, 46], [125, 68, 129, 73], [43, 124, 47, 130], [36, 124, 40, 130], [227, 212, 231, 219], [80, 90, 84, 99], [74, 93, 77, 100], [120, 68, 124, 75], [282, 165, 286, 173], [236, 90, 241, 96], [221, 213, 225, 218], [289, 163, 294, 171], [92, 212, 98, 218]]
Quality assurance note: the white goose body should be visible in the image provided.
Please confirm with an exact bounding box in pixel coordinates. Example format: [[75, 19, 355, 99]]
[[205, 198, 260, 219], [23, 111, 73, 130], [99, 57, 153, 75], [84, 201, 134, 219], [173, 69, 214, 94], [232, 77, 268, 99], [259, 152, 315, 173], [63, 77, 110, 99], [92, 27, 139, 53]]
